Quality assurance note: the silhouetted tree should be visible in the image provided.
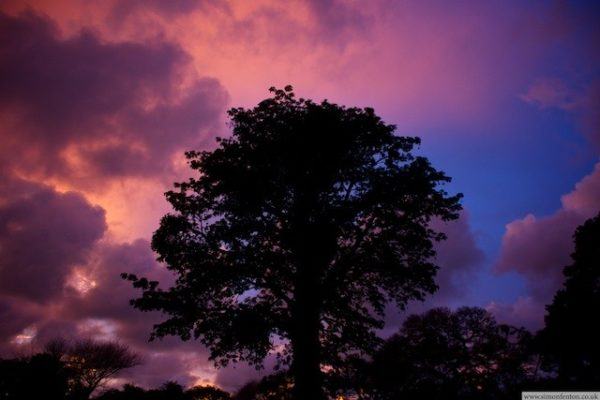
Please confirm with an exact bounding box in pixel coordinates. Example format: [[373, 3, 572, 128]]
[[234, 373, 292, 400], [322, 355, 371, 399], [538, 212, 600, 387], [64, 339, 140, 399], [157, 381, 186, 399], [95, 381, 231, 400], [96, 384, 147, 400], [233, 381, 260, 400], [365, 307, 534, 399], [0, 344, 230, 400], [125, 86, 462, 399], [186, 384, 231, 400]]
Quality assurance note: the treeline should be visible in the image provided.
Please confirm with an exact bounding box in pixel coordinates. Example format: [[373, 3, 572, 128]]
[[1, 213, 599, 399], [96, 382, 230, 400], [0, 339, 140, 400]]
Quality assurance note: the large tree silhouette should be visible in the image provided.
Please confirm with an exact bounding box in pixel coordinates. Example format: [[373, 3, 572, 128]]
[[125, 86, 462, 399], [538, 212, 600, 387]]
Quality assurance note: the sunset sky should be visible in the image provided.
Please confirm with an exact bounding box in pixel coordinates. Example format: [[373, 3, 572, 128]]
[[0, 0, 599, 392]]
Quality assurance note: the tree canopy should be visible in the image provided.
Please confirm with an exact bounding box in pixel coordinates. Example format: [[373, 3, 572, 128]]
[[365, 307, 534, 399], [124, 86, 462, 399]]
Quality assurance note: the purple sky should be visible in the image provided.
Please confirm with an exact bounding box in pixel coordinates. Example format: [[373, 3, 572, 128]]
[[0, 0, 598, 392]]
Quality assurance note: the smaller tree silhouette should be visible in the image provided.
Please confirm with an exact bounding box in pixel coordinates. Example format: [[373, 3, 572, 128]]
[[187, 384, 231, 400], [538, 212, 600, 387], [366, 307, 533, 399], [234, 372, 292, 400], [95, 381, 231, 400], [53, 338, 140, 400], [95, 384, 147, 400]]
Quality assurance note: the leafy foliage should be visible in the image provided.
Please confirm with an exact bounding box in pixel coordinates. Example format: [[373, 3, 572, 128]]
[[363, 307, 534, 399], [233, 372, 293, 400]]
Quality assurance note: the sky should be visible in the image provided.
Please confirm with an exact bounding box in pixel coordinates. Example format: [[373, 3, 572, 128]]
[[0, 0, 599, 392]]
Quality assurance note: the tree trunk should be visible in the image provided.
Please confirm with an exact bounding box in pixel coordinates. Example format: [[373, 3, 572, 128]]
[[291, 273, 325, 400], [289, 189, 331, 400]]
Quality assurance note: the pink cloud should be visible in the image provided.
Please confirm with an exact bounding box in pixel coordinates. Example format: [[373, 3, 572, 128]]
[[494, 211, 579, 301], [520, 78, 576, 110], [493, 162, 600, 327], [562, 162, 600, 215]]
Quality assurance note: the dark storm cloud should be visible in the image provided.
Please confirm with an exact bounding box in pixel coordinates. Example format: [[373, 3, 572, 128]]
[[0, 173, 106, 355], [0, 174, 106, 302], [0, 11, 228, 183]]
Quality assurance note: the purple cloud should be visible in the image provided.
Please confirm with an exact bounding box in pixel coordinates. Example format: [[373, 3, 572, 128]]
[[0, 11, 228, 184], [431, 211, 485, 302], [0, 174, 106, 302]]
